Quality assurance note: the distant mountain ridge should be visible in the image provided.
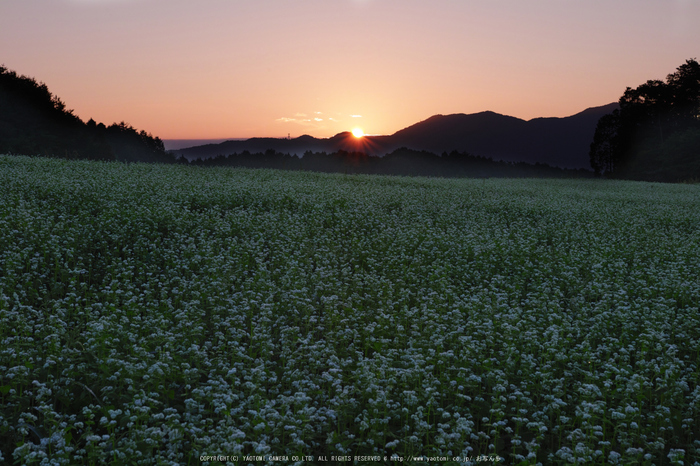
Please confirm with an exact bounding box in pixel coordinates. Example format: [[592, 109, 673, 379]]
[[175, 103, 618, 169]]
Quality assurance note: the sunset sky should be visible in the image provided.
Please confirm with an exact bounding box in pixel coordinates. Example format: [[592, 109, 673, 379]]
[[2, 0, 698, 140]]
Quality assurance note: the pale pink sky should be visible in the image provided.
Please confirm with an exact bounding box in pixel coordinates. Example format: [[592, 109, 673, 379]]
[[2, 0, 698, 139]]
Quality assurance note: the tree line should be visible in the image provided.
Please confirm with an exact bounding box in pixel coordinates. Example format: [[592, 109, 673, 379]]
[[590, 58, 700, 182], [187, 148, 592, 179], [3, 61, 698, 182], [0, 65, 174, 164], [0, 64, 589, 179]]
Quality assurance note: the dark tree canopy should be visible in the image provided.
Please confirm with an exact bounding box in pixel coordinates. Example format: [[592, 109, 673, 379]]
[[0, 65, 173, 163], [186, 147, 592, 179], [589, 111, 620, 176], [590, 59, 700, 180]]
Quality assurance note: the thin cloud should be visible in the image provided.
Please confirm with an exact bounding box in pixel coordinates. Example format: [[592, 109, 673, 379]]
[[277, 110, 334, 128], [279, 117, 314, 126], [351, 115, 362, 118]]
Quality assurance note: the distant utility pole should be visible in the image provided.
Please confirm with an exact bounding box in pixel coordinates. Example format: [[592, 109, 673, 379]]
[[288, 133, 291, 140]]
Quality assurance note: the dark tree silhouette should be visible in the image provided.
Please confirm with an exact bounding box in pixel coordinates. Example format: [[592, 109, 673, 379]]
[[0, 65, 173, 163], [188, 147, 591, 179], [590, 58, 700, 180], [589, 110, 620, 176], [665, 58, 700, 124]]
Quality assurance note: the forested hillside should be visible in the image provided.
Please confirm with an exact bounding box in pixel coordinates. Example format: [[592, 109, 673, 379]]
[[0, 66, 174, 163]]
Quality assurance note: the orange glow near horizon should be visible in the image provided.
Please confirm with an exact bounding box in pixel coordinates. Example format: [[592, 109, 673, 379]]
[[352, 128, 364, 138], [1, 1, 699, 139]]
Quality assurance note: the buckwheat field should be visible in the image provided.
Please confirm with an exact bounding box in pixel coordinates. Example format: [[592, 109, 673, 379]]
[[1, 155, 699, 465]]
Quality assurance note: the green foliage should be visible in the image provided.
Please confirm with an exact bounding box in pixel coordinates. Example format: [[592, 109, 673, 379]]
[[1, 156, 700, 465]]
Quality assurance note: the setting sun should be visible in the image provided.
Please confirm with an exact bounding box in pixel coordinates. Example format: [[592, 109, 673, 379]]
[[352, 128, 364, 138]]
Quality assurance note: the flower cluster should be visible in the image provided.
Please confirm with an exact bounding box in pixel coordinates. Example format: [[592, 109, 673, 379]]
[[1, 155, 699, 465]]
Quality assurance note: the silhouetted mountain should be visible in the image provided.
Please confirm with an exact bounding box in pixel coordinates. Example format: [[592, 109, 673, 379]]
[[394, 104, 619, 168], [0, 65, 174, 163], [175, 103, 618, 169]]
